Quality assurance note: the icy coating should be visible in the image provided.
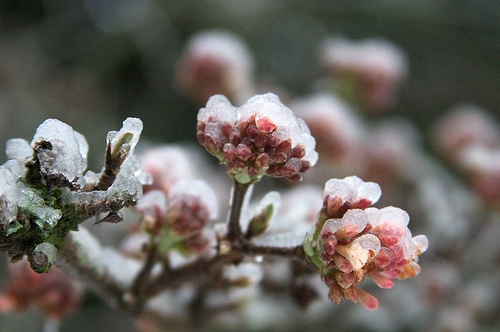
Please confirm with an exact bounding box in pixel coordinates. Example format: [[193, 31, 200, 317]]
[[305, 176, 428, 310], [322, 176, 382, 218], [197, 93, 318, 183], [0, 117, 146, 273], [31, 118, 88, 186]]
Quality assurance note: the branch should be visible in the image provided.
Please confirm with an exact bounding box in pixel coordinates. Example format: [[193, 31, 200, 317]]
[[56, 227, 142, 308], [226, 181, 251, 242]]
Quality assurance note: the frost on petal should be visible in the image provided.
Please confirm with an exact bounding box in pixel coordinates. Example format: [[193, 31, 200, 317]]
[[31, 118, 87, 186], [343, 176, 382, 206], [322, 209, 368, 239], [322, 176, 381, 218], [197, 95, 237, 158], [169, 179, 218, 221], [198, 94, 237, 124], [412, 234, 429, 255], [239, 93, 291, 134], [365, 207, 409, 246], [298, 125, 319, 166], [137, 190, 168, 232], [336, 234, 381, 270]]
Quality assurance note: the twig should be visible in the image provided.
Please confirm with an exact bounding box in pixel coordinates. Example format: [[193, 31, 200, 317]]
[[126, 241, 159, 311], [226, 180, 251, 242]]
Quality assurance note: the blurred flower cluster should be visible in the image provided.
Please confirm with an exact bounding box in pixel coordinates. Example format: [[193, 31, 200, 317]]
[[0, 19, 499, 332]]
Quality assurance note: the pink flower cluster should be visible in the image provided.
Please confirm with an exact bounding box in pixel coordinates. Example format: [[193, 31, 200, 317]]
[[0, 258, 81, 320], [137, 179, 218, 254], [320, 37, 408, 111], [433, 105, 500, 206], [197, 93, 318, 184], [309, 176, 428, 309], [176, 30, 254, 104]]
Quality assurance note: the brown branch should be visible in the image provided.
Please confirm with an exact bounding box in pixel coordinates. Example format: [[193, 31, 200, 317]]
[[226, 181, 251, 242], [126, 241, 159, 311]]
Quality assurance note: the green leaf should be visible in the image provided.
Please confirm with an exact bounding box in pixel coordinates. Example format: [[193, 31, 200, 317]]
[[5, 220, 23, 236]]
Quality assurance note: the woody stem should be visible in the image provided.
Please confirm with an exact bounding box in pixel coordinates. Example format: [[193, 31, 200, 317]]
[[226, 180, 251, 242]]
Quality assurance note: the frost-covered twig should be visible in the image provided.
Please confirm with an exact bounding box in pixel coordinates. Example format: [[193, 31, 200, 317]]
[[56, 228, 142, 307]]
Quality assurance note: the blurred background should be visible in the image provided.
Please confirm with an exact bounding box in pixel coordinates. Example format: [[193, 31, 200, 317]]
[[0, 0, 499, 331]]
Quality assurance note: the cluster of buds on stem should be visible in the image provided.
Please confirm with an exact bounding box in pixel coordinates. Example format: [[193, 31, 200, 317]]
[[197, 93, 318, 184], [320, 37, 408, 111], [0, 257, 81, 320], [304, 176, 428, 309], [137, 179, 218, 255]]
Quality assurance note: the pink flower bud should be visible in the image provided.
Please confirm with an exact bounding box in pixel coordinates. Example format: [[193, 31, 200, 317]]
[[291, 93, 364, 172], [176, 30, 254, 105], [166, 179, 218, 236], [197, 93, 318, 183], [0, 258, 81, 320], [321, 176, 381, 218], [432, 105, 500, 162], [316, 205, 427, 309], [320, 37, 408, 111], [306, 176, 428, 310], [139, 145, 196, 194]]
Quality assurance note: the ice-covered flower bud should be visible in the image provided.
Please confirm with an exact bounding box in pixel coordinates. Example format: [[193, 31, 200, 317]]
[[149, 179, 218, 255], [139, 145, 196, 194], [305, 177, 428, 310], [166, 179, 218, 236], [320, 176, 381, 219], [320, 37, 408, 111], [197, 93, 318, 184], [316, 206, 427, 310], [457, 145, 500, 206], [290, 93, 364, 174], [176, 30, 254, 105], [197, 95, 238, 161], [30, 118, 89, 188], [432, 105, 500, 162], [136, 190, 168, 235], [363, 119, 420, 182], [0, 257, 81, 320], [96, 117, 144, 191]]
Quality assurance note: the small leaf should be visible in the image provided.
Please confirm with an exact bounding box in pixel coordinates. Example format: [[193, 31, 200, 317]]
[[234, 171, 252, 184], [94, 211, 123, 225], [111, 132, 133, 157], [245, 203, 273, 239], [5, 220, 23, 236]]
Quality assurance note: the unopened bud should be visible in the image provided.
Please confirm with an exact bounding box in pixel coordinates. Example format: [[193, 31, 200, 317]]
[[29, 242, 57, 273]]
